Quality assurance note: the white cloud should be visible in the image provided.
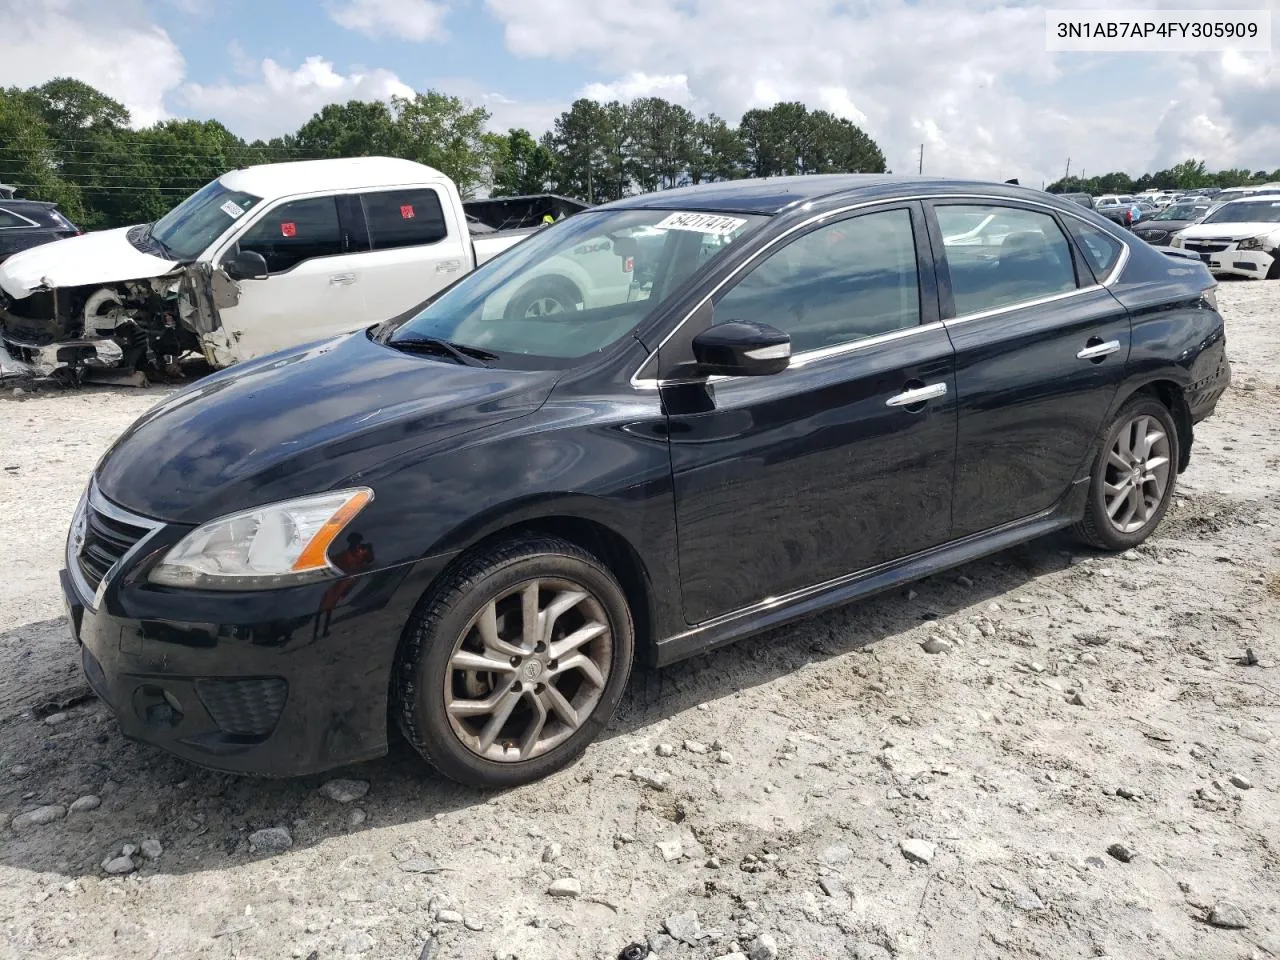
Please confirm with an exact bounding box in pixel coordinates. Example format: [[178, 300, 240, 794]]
[[179, 57, 414, 141], [328, 0, 449, 41], [0, 0, 184, 127], [579, 73, 695, 106]]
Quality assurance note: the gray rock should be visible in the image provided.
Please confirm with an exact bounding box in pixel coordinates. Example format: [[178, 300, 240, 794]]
[[1106, 843, 1135, 863], [852, 944, 892, 960], [1116, 786, 1141, 800], [748, 933, 779, 960], [44, 712, 70, 726], [464, 917, 484, 931], [435, 909, 463, 924], [664, 910, 702, 945], [320, 779, 370, 804], [12, 805, 67, 832], [715, 749, 734, 764], [649, 933, 679, 955], [69, 795, 101, 813], [821, 844, 854, 864], [547, 877, 581, 898], [1013, 888, 1044, 911], [1067, 690, 1089, 707], [900, 838, 935, 864], [920, 636, 953, 655], [248, 827, 293, 855], [341, 930, 375, 954], [705, 857, 722, 869], [541, 841, 563, 862], [398, 858, 442, 874], [956, 575, 974, 588], [121, 844, 138, 857], [1206, 901, 1248, 929], [417, 938, 440, 960], [348, 808, 367, 828], [655, 743, 675, 757], [10, 764, 28, 777], [632, 767, 670, 790], [1229, 774, 1253, 790], [657, 839, 683, 862], [684, 739, 709, 754], [1079, 652, 1099, 665], [101, 855, 136, 875], [140, 838, 163, 859]]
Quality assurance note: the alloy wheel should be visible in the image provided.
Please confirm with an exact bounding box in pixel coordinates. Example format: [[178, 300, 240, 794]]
[[1103, 414, 1172, 534], [524, 296, 567, 318], [443, 578, 613, 762]]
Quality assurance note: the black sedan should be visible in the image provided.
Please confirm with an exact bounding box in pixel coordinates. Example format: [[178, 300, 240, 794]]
[[62, 175, 1230, 788], [1133, 199, 1213, 246], [0, 199, 79, 264]]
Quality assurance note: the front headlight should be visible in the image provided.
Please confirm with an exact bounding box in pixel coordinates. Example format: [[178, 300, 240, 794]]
[[149, 488, 373, 590], [1170, 234, 1183, 247], [1236, 235, 1267, 251]]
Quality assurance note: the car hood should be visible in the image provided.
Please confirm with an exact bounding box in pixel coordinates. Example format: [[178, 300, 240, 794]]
[[0, 226, 176, 299], [1177, 222, 1280, 242], [1136, 220, 1193, 234], [96, 330, 556, 524]]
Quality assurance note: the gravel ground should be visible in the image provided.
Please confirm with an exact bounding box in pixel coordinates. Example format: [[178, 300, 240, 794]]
[[1, 282, 1278, 960]]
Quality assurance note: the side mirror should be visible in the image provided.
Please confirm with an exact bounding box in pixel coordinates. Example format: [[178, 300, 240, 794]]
[[222, 250, 269, 281], [692, 320, 791, 377]]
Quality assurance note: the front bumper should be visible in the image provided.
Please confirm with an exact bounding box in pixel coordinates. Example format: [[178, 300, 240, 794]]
[[61, 491, 450, 777], [2, 335, 124, 376], [1181, 245, 1276, 280]]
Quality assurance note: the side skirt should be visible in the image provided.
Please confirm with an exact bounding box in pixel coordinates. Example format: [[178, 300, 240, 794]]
[[652, 494, 1087, 668]]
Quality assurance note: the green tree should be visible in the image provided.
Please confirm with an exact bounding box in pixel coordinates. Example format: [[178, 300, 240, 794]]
[[294, 100, 398, 158], [0, 87, 83, 218], [802, 110, 886, 174], [627, 97, 696, 191], [686, 114, 746, 184], [548, 99, 609, 202], [488, 128, 556, 196], [391, 91, 492, 198], [739, 102, 810, 177]]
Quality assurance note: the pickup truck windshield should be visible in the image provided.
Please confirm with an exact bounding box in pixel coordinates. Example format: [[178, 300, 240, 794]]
[[385, 208, 765, 365], [150, 180, 265, 261], [1202, 200, 1280, 225]]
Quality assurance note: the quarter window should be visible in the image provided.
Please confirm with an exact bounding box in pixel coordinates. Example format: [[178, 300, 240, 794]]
[[714, 209, 922, 354], [0, 208, 36, 229], [1064, 219, 1124, 283], [362, 189, 447, 250], [935, 204, 1078, 316], [237, 197, 344, 274]]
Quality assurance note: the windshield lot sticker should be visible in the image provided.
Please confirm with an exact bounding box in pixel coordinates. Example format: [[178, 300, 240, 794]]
[[401, 204, 415, 219], [281, 222, 297, 237], [654, 212, 748, 235], [220, 200, 246, 219]]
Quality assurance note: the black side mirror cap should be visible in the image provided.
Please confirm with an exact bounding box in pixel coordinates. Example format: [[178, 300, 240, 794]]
[[222, 250, 269, 281], [692, 320, 791, 377]]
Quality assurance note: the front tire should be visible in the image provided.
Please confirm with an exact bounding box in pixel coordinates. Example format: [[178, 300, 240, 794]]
[[394, 536, 634, 788], [1073, 396, 1180, 551], [502, 277, 583, 321]]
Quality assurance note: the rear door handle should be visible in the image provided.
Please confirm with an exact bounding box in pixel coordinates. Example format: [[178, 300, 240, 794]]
[[1077, 339, 1120, 360], [886, 383, 947, 407], [329, 273, 357, 285]]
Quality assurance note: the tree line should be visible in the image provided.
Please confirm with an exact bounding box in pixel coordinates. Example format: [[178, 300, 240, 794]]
[[1047, 158, 1280, 196], [0, 78, 887, 231]]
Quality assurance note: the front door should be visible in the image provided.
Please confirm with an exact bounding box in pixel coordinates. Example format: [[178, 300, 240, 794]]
[[215, 195, 366, 361], [665, 204, 958, 625], [927, 201, 1132, 537]]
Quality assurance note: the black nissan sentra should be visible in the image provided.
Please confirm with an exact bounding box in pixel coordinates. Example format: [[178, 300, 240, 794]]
[[63, 176, 1230, 788]]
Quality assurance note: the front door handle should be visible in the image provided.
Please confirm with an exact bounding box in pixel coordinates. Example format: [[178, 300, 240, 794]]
[[329, 273, 357, 285], [886, 382, 948, 407], [1077, 338, 1120, 361]]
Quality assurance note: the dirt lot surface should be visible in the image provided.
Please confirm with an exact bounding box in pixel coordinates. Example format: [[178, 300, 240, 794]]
[[2, 282, 1278, 960]]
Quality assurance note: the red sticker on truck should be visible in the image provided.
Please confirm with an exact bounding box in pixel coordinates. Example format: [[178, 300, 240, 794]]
[[624, 256, 634, 272], [281, 222, 297, 237], [401, 205, 415, 219]]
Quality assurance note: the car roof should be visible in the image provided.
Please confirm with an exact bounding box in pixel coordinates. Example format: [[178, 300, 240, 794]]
[[218, 157, 450, 198], [1220, 193, 1280, 203], [0, 198, 59, 213], [600, 175, 1096, 216]]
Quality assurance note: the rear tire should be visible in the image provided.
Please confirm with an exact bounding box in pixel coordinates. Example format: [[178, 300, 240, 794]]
[[1073, 396, 1180, 551], [503, 277, 583, 321], [394, 536, 634, 788]]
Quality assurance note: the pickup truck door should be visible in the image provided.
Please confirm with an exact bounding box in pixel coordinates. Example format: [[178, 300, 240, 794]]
[[345, 186, 472, 322], [211, 194, 367, 361]]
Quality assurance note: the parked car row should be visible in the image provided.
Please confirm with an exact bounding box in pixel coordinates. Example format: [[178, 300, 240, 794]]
[[0, 198, 80, 265]]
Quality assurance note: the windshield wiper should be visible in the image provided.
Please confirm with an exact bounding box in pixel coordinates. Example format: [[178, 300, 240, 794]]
[[386, 336, 496, 367]]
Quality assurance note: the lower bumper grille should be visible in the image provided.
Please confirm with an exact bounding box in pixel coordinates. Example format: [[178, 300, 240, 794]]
[[195, 678, 288, 738]]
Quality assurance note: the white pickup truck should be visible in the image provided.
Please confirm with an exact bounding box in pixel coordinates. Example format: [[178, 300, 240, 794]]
[[0, 157, 587, 381]]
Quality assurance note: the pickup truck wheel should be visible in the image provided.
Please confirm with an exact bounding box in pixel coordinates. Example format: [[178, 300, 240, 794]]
[[503, 277, 582, 321], [394, 536, 634, 788], [1073, 397, 1179, 551]]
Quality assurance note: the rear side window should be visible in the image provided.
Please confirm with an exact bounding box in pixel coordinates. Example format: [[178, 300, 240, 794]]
[[1064, 218, 1124, 284], [935, 204, 1078, 316], [362, 189, 447, 250], [237, 197, 344, 274], [0, 208, 37, 229]]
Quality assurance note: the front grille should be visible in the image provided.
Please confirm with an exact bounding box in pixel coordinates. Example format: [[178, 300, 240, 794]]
[[1138, 230, 1169, 244], [1184, 241, 1230, 254], [78, 501, 151, 592], [195, 678, 289, 738]]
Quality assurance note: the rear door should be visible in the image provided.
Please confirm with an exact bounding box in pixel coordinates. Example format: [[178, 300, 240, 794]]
[[926, 200, 1131, 537], [666, 203, 958, 624]]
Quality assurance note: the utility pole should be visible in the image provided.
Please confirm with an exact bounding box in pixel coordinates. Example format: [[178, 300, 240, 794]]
[[918, 144, 924, 175], [1064, 157, 1071, 180]]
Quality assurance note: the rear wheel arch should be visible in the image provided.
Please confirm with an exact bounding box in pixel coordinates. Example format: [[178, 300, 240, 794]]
[[1126, 379, 1193, 472]]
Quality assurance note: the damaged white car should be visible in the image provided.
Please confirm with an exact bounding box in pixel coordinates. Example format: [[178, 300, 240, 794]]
[[0, 157, 584, 383], [1170, 194, 1280, 281]]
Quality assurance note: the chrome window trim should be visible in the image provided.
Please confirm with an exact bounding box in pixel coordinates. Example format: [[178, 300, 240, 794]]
[[67, 477, 165, 612], [0, 206, 41, 230], [629, 192, 1133, 389]]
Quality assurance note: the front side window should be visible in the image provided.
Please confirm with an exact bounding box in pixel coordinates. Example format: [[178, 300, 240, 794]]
[[236, 197, 344, 274], [713, 209, 922, 354], [935, 204, 1078, 315], [1064, 218, 1124, 284], [362, 188, 448, 250], [382, 209, 765, 365], [151, 179, 264, 261]]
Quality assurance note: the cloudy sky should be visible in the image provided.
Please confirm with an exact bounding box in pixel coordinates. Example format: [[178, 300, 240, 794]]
[[2, 0, 1278, 189]]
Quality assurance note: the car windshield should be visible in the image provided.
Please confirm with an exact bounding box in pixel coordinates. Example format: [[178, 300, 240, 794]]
[[151, 179, 265, 261], [1202, 200, 1280, 224], [1154, 203, 1201, 221], [381, 208, 766, 365]]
